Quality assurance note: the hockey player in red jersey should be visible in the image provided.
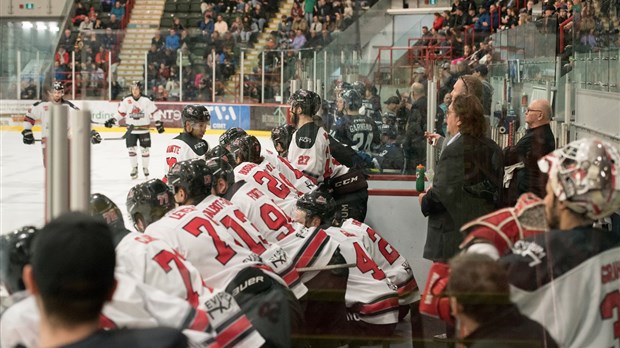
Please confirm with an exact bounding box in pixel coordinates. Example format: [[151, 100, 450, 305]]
[[104, 81, 165, 179], [163, 104, 211, 182]]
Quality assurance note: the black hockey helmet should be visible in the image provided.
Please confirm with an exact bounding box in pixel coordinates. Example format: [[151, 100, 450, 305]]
[[206, 144, 236, 165], [90, 193, 126, 234], [167, 159, 214, 203], [229, 134, 262, 164], [52, 81, 65, 91], [127, 179, 175, 229], [351, 81, 366, 98], [289, 89, 322, 116], [270, 124, 296, 154], [0, 225, 38, 294], [296, 188, 337, 223], [205, 157, 235, 192], [339, 89, 363, 111], [380, 124, 397, 139], [219, 127, 247, 148], [182, 104, 211, 127]]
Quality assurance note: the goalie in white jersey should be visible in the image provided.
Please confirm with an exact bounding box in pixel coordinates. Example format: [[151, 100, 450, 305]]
[[104, 81, 165, 179], [22, 81, 102, 166], [128, 175, 304, 347], [163, 104, 211, 183]]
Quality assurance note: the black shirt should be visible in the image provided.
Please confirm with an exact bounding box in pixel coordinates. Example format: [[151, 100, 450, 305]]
[[61, 328, 187, 348]]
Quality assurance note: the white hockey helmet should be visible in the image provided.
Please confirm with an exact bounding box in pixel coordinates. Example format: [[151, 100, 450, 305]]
[[538, 138, 620, 220]]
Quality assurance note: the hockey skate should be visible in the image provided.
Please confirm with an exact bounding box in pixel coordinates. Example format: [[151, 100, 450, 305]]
[[130, 167, 138, 179], [143, 168, 150, 177]]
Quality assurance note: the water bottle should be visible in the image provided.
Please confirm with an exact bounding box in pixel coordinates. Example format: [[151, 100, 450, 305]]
[[416, 164, 425, 192]]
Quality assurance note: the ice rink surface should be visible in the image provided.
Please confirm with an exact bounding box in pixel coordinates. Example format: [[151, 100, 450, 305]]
[[0, 130, 275, 234]]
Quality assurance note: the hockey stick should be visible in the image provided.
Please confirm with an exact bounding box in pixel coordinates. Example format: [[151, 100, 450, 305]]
[[101, 124, 135, 140], [297, 263, 356, 272]]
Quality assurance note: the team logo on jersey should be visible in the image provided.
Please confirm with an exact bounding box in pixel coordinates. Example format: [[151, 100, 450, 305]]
[[298, 137, 312, 143], [512, 240, 546, 267], [130, 107, 144, 119], [205, 292, 233, 315], [267, 247, 288, 267]]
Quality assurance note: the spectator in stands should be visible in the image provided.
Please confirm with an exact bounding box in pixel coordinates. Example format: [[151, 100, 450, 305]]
[[95, 46, 109, 68], [292, 14, 308, 33], [165, 28, 181, 51], [172, 17, 185, 31], [252, 3, 267, 31], [199, 14, 215, 36], [214, 15, 229, 35], [240, 15, 258, 43], [502, 7, 519, 29], [433, 12, 445, 31], [304, 0, 316, 25], [108, 14, 121, 30], [21, 79, 37, 100], [489, 4, 501, 31], [323, 15, 335, 32], [152, 30, 165, 51], [475, 6, 491, 33], [73, 1, 89, 26], [448, 253, 559, 347], [334, 12, 345, 32], [291, 1, 303, 18], [93, 18, 105, 30], [101, 0, 113, 12], [101, 28, 116, 50], [60, 29, 75, 52], [154, 85, 169, 101], [316, 0, 334, 20], [343, 0, 354, 22], [291, 29, 307, 49], [55, 47, 70, 68], [230, 16, 243, 41], [201, 0, 210, 15], [90, 62, 105, 96], [277, 15, 292, 39], [526, 0, 534, 16], [78, 16, 93, 32], [310, 15, 323, 34], [111, 1, 125, 20]]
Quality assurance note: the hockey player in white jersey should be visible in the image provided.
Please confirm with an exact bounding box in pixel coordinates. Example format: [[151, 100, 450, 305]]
[[232, 134, 315, 196], [287, 89, 334, 185], [104, 81, 165, 179], [22, 81, 102, 165], [129, 176, 304, 347], [293, 189, 400, 344], [270, 124, 296, 158], [163, 104, 211, 183], [166, 159, 307, 298]]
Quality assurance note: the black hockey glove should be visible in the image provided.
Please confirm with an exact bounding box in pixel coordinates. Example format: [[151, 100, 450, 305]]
[[155, 120, 165, 134], [22, 129, 35, 144], [104, 118, 116, 128], [91, 130, 102, 144]]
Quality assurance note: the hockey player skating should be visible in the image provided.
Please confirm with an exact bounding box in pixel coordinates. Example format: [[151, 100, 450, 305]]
[[105, 81, 165, 179], [22, 82, 102, 166]]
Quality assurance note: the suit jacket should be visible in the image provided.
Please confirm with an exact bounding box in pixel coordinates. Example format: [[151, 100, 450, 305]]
[[502, 123, 555, 206], [421, 134, 503, 261]]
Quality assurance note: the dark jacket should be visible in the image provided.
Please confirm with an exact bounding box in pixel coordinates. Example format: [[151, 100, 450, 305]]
[[461, 304, 559, 348], [502, 123, 555, 206], [421, 134, 503, 261]]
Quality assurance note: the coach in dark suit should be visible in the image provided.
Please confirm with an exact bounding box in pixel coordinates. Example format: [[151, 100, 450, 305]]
[[419, 94, 503, 262]]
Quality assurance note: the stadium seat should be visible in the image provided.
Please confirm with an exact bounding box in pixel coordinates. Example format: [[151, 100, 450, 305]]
[[177, 2, 191, 12]]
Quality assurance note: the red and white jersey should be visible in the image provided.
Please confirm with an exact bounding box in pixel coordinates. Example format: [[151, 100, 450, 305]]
[[115, 94, 162, 134], [323, 226, 400, 325], [222, 182, 337, 284], [234, 162, 299, 216], [164, 133, 210, 182], [340, 219, 419, 306], [0, 274, 264, 348], [116, 232, 211, 308], [23, 99, 79, 138], [261, 148, 316, 195], [287, 122, 334, 184], [196, 195, 307, 299], [144, 205, 266, 290]]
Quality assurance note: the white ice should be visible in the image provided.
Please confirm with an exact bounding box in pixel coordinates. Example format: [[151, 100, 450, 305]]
[[0, 130, 275, 235]]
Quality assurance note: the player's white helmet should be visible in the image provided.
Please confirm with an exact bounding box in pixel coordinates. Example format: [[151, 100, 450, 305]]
[[538, 137, 620, 220]]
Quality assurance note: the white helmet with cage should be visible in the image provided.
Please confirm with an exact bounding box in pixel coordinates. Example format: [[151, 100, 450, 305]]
[[538, 137, 620, 220]]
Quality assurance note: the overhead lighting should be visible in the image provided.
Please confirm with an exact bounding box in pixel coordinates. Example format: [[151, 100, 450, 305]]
[[22, 21, 33, 29], [36, 22, 46, 31], [49, 22, 59, 32]]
